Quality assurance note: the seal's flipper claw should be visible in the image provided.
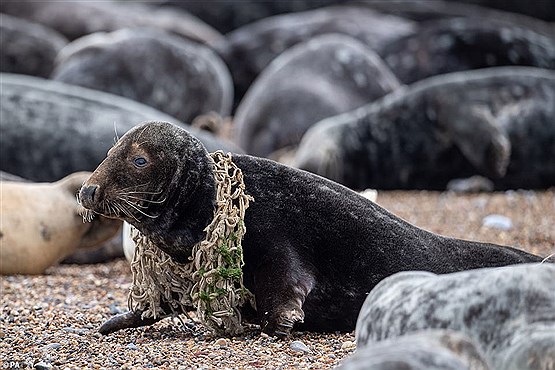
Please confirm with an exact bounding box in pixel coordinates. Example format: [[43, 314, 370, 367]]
[[98, 311, 162, 335]]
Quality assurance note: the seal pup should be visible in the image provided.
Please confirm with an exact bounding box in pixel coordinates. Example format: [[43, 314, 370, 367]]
[[338, 330, 490, 370], [0, 172, 121, 275], [0, 14, 67, 78], [214, 5, 414, 106], [356, 263, 555, 370], [233, 34, 400, 157], [78, 121, 543, 336], [0, 73, 240, 182], [0, 0, 222, 43], [52, 28, 233, 123], [376, 18, 555, 84], [295, 67, 555, 190]]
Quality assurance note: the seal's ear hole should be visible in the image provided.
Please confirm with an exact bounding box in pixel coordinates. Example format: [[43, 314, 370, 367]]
[[133, 157, 148, 168]]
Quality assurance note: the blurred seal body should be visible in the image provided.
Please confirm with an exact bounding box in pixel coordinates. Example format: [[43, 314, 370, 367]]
[[295, 67, 555, 190], [0, 172, 121, 275], [356, 263, 555, 370], [234, 34, 400, 157]]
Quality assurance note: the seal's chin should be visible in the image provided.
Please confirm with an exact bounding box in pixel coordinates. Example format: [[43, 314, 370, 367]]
[[77, 204, 96, 223]]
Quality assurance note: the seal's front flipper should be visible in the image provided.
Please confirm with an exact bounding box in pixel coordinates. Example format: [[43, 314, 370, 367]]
[[98, 311, 166, 335], [254, 249, 315, 337], [438, 101, 511, 178]]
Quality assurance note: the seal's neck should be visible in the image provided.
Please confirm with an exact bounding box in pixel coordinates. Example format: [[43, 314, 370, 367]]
[[139, 153, 216, 263]]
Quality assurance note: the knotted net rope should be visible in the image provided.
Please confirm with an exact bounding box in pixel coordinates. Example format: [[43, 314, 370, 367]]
[[127, 150, 255, 335]]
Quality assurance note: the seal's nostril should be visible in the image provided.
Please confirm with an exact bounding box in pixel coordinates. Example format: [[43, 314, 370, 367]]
[[80, 184, 99, 204]]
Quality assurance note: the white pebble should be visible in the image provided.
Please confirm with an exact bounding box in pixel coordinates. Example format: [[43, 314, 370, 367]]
[[290, 340, 310, 353], [341, 340, 356, 350], [482, 215, 513, 231]]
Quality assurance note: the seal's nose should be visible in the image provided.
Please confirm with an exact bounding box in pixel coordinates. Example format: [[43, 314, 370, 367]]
[[79, 184, 99, 207]]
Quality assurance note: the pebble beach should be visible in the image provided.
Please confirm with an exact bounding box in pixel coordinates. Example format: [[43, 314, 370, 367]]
[[1, 189, 553, 369]]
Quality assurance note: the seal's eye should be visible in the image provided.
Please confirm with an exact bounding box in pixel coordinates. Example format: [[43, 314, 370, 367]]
[[133, 157, 148, 168]]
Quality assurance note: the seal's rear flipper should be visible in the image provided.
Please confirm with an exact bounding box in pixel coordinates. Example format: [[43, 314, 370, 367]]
[[254, 247, 314, 337], [99, 311, 165, 335], [439, 101, 511, 179]]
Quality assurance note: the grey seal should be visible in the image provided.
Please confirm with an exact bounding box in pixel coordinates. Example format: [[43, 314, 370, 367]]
[[338, 330, 490, 370], [0, 14, 68, 77], [0, 0, 222, 43], [356, 263, 555, 370], [214, 5, 414, 106], [0, 74, 240, 182], [77, 121, 543, 336], [233, 34, 400, 157], [52, 28, 233, 123], [376, 18, 555, 84], [295, 67, 555, 190]]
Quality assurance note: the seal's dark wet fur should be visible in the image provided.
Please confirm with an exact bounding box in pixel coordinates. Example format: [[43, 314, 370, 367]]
[[80, 121, 543, 336]]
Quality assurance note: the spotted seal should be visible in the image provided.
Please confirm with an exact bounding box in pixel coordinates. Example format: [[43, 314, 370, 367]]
[[0, 172, 121, 275], [356, 263, 555, 370], [78, 121, 543, 336], [233, 34, 400, 157], [295, 67, 555, 190], [338, 330, 490, 370]]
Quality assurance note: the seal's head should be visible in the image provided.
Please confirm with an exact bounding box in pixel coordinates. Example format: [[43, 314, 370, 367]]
[[78, 121, 216, 261]]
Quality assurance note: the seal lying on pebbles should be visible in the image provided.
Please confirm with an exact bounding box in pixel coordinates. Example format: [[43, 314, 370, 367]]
[[0, 14, 67, 77], [376, 18, 555, 84], [52, 28, 233, 123], [0, 0, 222, 43], [162, 0, 350, 34], [338, 330, 490, 370], [233, 34, 400, 157], [356, 263, 555, 370], [295, 67, 555, 190], [361, 0, 554, 32], [0, 172, 121, 275], [214, 5, 414, 106], [78, 121, 543, 336], [0, 73, 240, 182]]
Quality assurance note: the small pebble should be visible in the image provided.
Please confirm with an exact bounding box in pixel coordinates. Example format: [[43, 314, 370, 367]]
[[62, 327, 88, 335], [341, 340, 356, 350], [482, 214, 513, 230], [42, 343, 61, 351], [214, 338, 228, 347], [35, 362, 52, 370], [126, 343, 138, 350], [260, 332, 269, 338], [359, 189, 378, 202], [447, 176, 494, 193], [290, 340, 310, 353], [109, 304, 124, 315]]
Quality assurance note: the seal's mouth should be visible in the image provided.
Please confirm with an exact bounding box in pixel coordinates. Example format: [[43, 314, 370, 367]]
[[76, 190, 97, 223], [77, 182, 166, 224]]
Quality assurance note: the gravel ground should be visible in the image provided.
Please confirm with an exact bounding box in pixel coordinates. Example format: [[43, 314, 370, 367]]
[[1, 189, 553, 369]]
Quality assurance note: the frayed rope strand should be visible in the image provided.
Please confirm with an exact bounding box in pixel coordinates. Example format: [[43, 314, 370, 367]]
[[127, 151, 254, 336]]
